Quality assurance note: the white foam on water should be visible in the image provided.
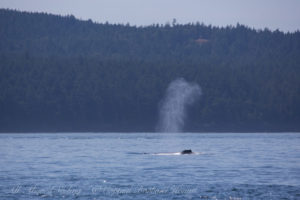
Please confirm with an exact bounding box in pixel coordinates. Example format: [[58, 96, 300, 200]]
[[152, 152, 202, 156]]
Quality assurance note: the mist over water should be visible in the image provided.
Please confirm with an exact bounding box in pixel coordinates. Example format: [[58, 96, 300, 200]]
[[157, 78, 201, 132]]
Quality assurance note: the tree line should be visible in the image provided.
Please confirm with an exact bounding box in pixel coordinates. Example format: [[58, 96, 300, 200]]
[[0, 9, 300, 132]]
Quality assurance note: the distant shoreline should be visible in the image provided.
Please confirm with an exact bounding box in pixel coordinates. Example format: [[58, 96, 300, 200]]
[[1, 127, 299, 133], [1, 10, 299, 132]]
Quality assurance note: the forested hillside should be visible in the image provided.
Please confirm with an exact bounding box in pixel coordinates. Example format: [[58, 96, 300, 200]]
[[0, 9, 300, 132]]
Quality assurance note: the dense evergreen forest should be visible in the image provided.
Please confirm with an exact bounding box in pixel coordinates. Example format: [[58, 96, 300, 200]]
[[0, 9, 300, 132]]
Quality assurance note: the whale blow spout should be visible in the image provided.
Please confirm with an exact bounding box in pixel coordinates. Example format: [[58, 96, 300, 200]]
[[181, 149, 193, 154], [157, 78, 201, 133]]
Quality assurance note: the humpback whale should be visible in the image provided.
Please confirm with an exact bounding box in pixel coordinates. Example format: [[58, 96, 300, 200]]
[[181, 149, 193, 154], [147, 149, 198, 155]]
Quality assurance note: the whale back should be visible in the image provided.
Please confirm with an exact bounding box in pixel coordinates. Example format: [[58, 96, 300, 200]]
[[181, 149, 193, 154]]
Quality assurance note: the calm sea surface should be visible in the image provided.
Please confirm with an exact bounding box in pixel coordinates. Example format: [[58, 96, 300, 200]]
[[0, 132, 300, 199]]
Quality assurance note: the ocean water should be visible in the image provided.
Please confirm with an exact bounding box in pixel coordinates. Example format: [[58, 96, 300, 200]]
[[0, 132, 300, 200]]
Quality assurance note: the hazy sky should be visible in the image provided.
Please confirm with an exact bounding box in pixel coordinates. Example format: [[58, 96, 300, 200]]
[[1, 0, 300, 32]]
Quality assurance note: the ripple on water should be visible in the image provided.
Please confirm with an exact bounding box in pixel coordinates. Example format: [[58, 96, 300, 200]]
[[1, 132, 300, 199]]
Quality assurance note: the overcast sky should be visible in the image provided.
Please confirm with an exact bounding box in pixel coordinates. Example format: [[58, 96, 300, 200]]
[[1, 0, 300, 32]]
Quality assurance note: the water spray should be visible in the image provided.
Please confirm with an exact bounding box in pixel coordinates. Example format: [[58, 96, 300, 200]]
[[157, 78, 201, 132]]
